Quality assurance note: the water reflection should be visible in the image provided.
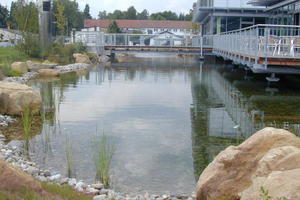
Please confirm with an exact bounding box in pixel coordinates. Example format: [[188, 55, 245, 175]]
[[24, 56, 300, 195]]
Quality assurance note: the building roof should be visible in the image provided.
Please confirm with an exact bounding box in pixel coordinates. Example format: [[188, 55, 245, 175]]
[[247, 0, 285, 6], [84, 19, 193, 29]]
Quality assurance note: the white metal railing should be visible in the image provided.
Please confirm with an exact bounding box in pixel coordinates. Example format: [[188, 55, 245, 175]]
[[74, 32, 211, 51], [213, 24, 300, 59]]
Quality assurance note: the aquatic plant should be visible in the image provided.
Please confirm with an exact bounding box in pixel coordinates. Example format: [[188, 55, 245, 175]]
[[94, 132, 115, 187], [22, 106, 32, 155], [65, 135, 75, 178]]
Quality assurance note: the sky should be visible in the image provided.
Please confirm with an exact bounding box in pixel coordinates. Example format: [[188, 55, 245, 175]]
[[1, 0, 194, 18]]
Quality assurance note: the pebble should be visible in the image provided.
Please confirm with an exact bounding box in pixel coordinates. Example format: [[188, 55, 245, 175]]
[[68, 178, 77, 186], [55, 63, 90, 73], [0, 115, 15, 127], [92, 183, 104, 190], [93, 194, 107, 200], [3, 72, 38, 84], [49, 174, 61, 181]]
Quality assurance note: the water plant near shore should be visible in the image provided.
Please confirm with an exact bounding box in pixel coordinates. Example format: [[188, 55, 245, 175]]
[[94, 132, 115, 187], [65, 135, 75, 178], [21, 106, 33, 156]]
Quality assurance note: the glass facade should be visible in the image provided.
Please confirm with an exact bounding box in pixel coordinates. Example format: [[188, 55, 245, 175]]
[[268, 2, 300, 25], [198, 0, 260, 8]]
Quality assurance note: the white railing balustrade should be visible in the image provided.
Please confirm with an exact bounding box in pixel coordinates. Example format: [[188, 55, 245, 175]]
[[74, 32, 207, 49], [213, 24, 300, 59]]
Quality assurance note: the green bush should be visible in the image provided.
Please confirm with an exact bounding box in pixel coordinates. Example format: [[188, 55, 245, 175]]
[[44, 42, 87, 64], [17, 33, 42, 58]]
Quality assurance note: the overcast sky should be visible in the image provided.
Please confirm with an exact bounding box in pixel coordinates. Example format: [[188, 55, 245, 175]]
[[1, 0, 194, 18]]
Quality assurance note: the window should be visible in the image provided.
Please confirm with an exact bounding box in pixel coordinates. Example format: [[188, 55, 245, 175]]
[[173, 29, 177, 32], [154, 28, 158, 32], [43, 1, 51, 11]]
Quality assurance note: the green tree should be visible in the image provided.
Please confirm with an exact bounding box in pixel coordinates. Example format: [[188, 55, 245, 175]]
[[84, 4, 92, 19], [150, 13, 166, 21], [107, 10, 126, 19], [107, 21, 121, 33], [0, 4, 9, 28], [137, 9, 149, 20], [8, 0, 38, 33], [53, 0, 67, 35], [98, 10, 107, 19], [126, 6, 137, 19], [53, 0, 84, 34]]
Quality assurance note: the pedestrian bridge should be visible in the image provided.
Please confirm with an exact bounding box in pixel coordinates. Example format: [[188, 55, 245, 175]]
[[74, 24, 300, 74], [73, 32, 213, 56]]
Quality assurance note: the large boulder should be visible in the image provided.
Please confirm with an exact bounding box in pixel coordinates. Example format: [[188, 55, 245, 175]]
[[73, 53, 91, 64], [0, 82, 42, 116], [38, 69, 59, 77], [11, 62, 28, 74], [196, 127, 300, 200], [26, 60, 57, 72]]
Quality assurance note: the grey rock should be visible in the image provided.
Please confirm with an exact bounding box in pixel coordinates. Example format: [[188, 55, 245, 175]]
[[68, 178, 77, 186], [49, 174, 61, 181], [92, 183, 104, 190], [44, 170, 51, 177], [86, 187, 100, 195], [93, 194, 107, 200]]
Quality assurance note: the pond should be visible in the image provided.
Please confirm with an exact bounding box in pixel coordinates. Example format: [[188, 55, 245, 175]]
[[25, 55, 300, 195]]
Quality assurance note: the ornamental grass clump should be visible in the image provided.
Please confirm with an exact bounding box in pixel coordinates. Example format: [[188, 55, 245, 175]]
[[22, 106, 32, 155], [94, 132, 115, 188]]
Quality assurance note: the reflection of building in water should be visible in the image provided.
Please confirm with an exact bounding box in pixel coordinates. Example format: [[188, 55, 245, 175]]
[[190, 63, 300, 180]]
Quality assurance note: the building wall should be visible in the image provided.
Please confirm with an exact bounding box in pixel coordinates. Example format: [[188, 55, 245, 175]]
[[81, 27, 193, 35]]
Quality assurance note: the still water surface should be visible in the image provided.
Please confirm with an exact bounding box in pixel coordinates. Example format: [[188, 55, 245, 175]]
[[28, 56, 300, 195]]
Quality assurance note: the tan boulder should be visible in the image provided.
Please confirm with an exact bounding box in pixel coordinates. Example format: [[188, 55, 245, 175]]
[[11, 62, 28, 74], [73, 53, 91, 64], [0, 82, 42, 116], [38, 69, 59, 77], [196, 128, 300, 200], [241, 169, 300, 200], [26, 60, 57, 72]]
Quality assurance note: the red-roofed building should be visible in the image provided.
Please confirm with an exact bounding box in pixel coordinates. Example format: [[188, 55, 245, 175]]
[[83, 19, 196, 35]]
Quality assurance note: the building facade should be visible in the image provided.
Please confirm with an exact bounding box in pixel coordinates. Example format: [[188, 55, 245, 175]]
[[249, 0, 300, 25], [83, 19, 196, 35], [193, 0, 267, 35]]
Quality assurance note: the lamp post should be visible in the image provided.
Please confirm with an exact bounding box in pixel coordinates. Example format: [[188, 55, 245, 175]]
[[39, 0, 52, 49]]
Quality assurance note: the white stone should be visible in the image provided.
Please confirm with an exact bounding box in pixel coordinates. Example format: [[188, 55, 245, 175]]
[[49, 174, 61, 181], [68, 178, 77, 186], [93, 194, 107, 200]]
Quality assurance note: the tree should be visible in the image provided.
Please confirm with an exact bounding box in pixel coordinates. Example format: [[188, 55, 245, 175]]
[[107, 21, 121, 33], [53, 0, 85, 33], [137, 9, 149, 20], [107, 10, 126, 19], [98, 10, 107, 19], [126, 6, 137, 19], [84, 4, 92, 19], [150, 14, 166, 21], [8, 0, 38, 33], [53, 0, 67, 35], [0, 4, 9, 28]]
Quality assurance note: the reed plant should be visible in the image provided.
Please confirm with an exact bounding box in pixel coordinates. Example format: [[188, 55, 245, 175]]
[[94, 132, 115, 188], [65, 135, 75, 178], [22, 106, 32, 155]]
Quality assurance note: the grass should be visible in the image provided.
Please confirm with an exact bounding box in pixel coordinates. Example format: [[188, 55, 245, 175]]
[[21, 106, 33, 155], [41, 182, 91, 200], [94, 132, 115, 188], [65, 135, 75, 178], [0, 47, 28, 77], [0, 183, 92, 200]]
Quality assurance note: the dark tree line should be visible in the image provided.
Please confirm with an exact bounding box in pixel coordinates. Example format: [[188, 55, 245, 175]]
[[98, 6, 193, 21], [0, 1, 93, 35]]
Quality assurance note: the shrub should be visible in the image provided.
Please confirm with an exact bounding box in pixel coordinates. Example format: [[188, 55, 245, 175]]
[[17, 33, 42, 58], [44, 42, 86, 64]]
